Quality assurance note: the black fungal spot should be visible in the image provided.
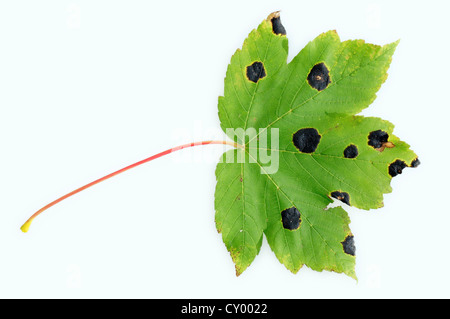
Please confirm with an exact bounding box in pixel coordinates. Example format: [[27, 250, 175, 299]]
[[271, 16, 286, 35], [293, 128, 321, 153], [331, 191, 350, 205], [411, 158, 421, 168], [368, 130, 389, 149], [307, 63, 330, 91], [281, 207, 301, 230], [341, 235, 356, 256], [344, 144, 359, 159], [389, 159, 407, 177], [246, 61, 266, 83]]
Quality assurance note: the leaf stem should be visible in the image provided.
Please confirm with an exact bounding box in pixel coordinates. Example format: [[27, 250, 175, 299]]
[[20, 140, 240, 233]]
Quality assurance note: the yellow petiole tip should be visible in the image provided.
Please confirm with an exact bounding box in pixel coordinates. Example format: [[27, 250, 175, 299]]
[[20, 220, 33, 233]]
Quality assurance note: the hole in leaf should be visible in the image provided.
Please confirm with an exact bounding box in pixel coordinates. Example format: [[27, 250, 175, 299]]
[[281, 207, 301, 230], [246, 61, 266, 83], [307, 62, 330, 91], [293, 128, 321, 153]]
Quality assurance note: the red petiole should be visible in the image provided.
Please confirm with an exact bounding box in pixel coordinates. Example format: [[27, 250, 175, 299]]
[[20, 140, 239, 232]]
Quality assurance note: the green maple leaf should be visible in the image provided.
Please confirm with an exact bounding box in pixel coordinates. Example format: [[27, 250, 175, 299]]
[[215, 12, 419, 278]]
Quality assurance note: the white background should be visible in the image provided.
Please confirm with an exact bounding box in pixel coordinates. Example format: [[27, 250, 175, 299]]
[[0, 0, 448, 298]]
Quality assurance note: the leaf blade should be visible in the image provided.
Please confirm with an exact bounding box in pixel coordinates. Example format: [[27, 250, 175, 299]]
[[215, 12, 418, 277]]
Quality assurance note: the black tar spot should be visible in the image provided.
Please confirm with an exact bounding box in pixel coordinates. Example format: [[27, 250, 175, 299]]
[[411, 158, 421, 168], [246, 61, 266, 83], [344, 144, 359, 159], [307, 63, 330, 91], [281, 207, 301, 230], [331, 191, 350, 205], [341, 235, 356, 256], [271, 16, 286, 35], [389, 159, 407, 177], [293, 128, 321, 153], [368, 130, 389, 149]]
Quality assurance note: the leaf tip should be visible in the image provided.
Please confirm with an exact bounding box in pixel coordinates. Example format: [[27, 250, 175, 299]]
[[232, 255, 246, 277], [410, 157, 421, 168], [266, 10, 281, 20], [266, 11, 287, 36], [348, 271, 358, 281], [386, 38, 400, 52]]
